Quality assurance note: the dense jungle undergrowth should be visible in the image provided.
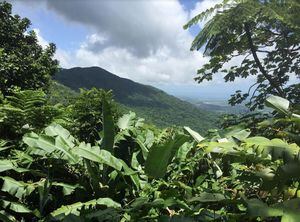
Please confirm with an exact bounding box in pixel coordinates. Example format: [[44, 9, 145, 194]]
[[1, 1, 300, 221]]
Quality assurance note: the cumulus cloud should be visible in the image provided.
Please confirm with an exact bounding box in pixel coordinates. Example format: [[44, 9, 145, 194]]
[[45, 0, 191, 57], [34, 28, 73, 68], [33, 0, 215, 84], [16, 0, 251, 88], [71, 37, 209, 84], [33, 28, 49, 49]]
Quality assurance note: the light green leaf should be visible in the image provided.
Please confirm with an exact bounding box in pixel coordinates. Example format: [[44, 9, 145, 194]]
[[0, 160, 15, 173], [50, 198, 120, 220], [184, 126, 205, 143], [135, 137, 149, 159], [0, 210, 17, 222], [74, 143, 122, 171], [117, 112, 136, 130], [0, 200, 32, 213], [0, 140, 12, 152], [0, 176, 36, 199], [266, 95, 290, 115], [145, 133, 188, 178], [52, 182, 84, 196], [23, 128, 78, 164], [176, 142, 193, 160], [45, 124, 75, 143], [188, 193, 226, 203], [226, 129, 251, 141]]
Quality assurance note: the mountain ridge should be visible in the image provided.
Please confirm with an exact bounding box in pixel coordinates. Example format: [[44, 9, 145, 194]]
[[54, 66, 219, 132]]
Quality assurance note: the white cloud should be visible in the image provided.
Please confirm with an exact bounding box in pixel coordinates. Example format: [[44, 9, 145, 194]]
[[33, 28, 73, 68], [35, 0, 214, 84], [22, 0, 251, 88], [68, 36, 209, 84], [45, 0, 191, 57], [55, 48, 73, 68], [33, 28, 48, 49]]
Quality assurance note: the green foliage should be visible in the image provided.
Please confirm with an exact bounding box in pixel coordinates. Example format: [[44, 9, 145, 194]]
[[1, 91, 300, 221], [145, 130, 188, 178], [0, 89, 62, 140], [68, 88, 120, 144], [0, 2, 58, 96], [222, 95, 300, 144], [47, 81, 78, 106], [185, 0, 300, 110], [124, 92, 218, 134]]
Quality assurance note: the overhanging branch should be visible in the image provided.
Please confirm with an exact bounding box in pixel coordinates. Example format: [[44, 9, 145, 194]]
[[244, 22, 286, 98]]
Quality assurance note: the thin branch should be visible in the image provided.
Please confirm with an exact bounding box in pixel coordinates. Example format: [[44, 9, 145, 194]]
[[244, 22, 286, 98], [247, 82, 259, 96]]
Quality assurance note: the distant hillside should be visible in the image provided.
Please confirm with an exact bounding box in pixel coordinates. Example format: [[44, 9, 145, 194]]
[[180, 97, 248, 114], [195, 101, 247, 114], [54, 67, 219, 133]]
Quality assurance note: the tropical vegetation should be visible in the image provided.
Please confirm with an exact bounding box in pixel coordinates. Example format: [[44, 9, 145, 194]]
[[184, 0, 300, 110]]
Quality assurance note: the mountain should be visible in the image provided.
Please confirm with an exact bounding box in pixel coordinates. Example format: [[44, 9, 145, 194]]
[[54, 67, 219, 133]]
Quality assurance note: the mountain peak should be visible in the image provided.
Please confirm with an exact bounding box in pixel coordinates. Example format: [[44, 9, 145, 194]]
[[54, 66, 218, 132]]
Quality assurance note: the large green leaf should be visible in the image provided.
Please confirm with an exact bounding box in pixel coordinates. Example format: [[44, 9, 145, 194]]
[[266, 95, 290, 115], [244, 137, 300, 162], [246, 198, 300, 221], [50, 198, 121, 220], [0, 160, 15, 173], [0, 200, 32, 213], [246, 198, 283, 217], [226, 129, 251, 142], [0, 176, 36, 199], [73, 143, 122, 171], [44, 124, 75, 143], [119, 159, 141, 189], [281, 213, 300, 222], [52, 182, 84, 196], [117, 112, 136, 130], [184, 126, 205, 143], [279, 198, 300, 222], [188, 192, 226, 203], [176, 142, 193, 160], [23, 125, 79, 164], [135, 137, 149, 159], [145, 133, 188, 178]]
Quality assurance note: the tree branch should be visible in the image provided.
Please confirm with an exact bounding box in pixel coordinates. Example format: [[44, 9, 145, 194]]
[[244, 22, 286, 98]]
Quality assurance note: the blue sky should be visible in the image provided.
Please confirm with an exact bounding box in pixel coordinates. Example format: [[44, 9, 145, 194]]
[[10, 0, 251, 100]]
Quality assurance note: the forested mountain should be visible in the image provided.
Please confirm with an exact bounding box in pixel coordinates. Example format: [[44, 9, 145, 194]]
[[54, 67, 218, 132], [2, 1, 300, 221]]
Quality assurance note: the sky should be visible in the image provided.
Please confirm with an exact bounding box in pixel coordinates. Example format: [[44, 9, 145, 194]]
[[8, 0, 252, 100]]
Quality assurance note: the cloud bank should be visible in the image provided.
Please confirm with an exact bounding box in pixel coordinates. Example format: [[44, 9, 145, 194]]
[[14, 0, 252, 96], [41, 0, 218, 84]]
